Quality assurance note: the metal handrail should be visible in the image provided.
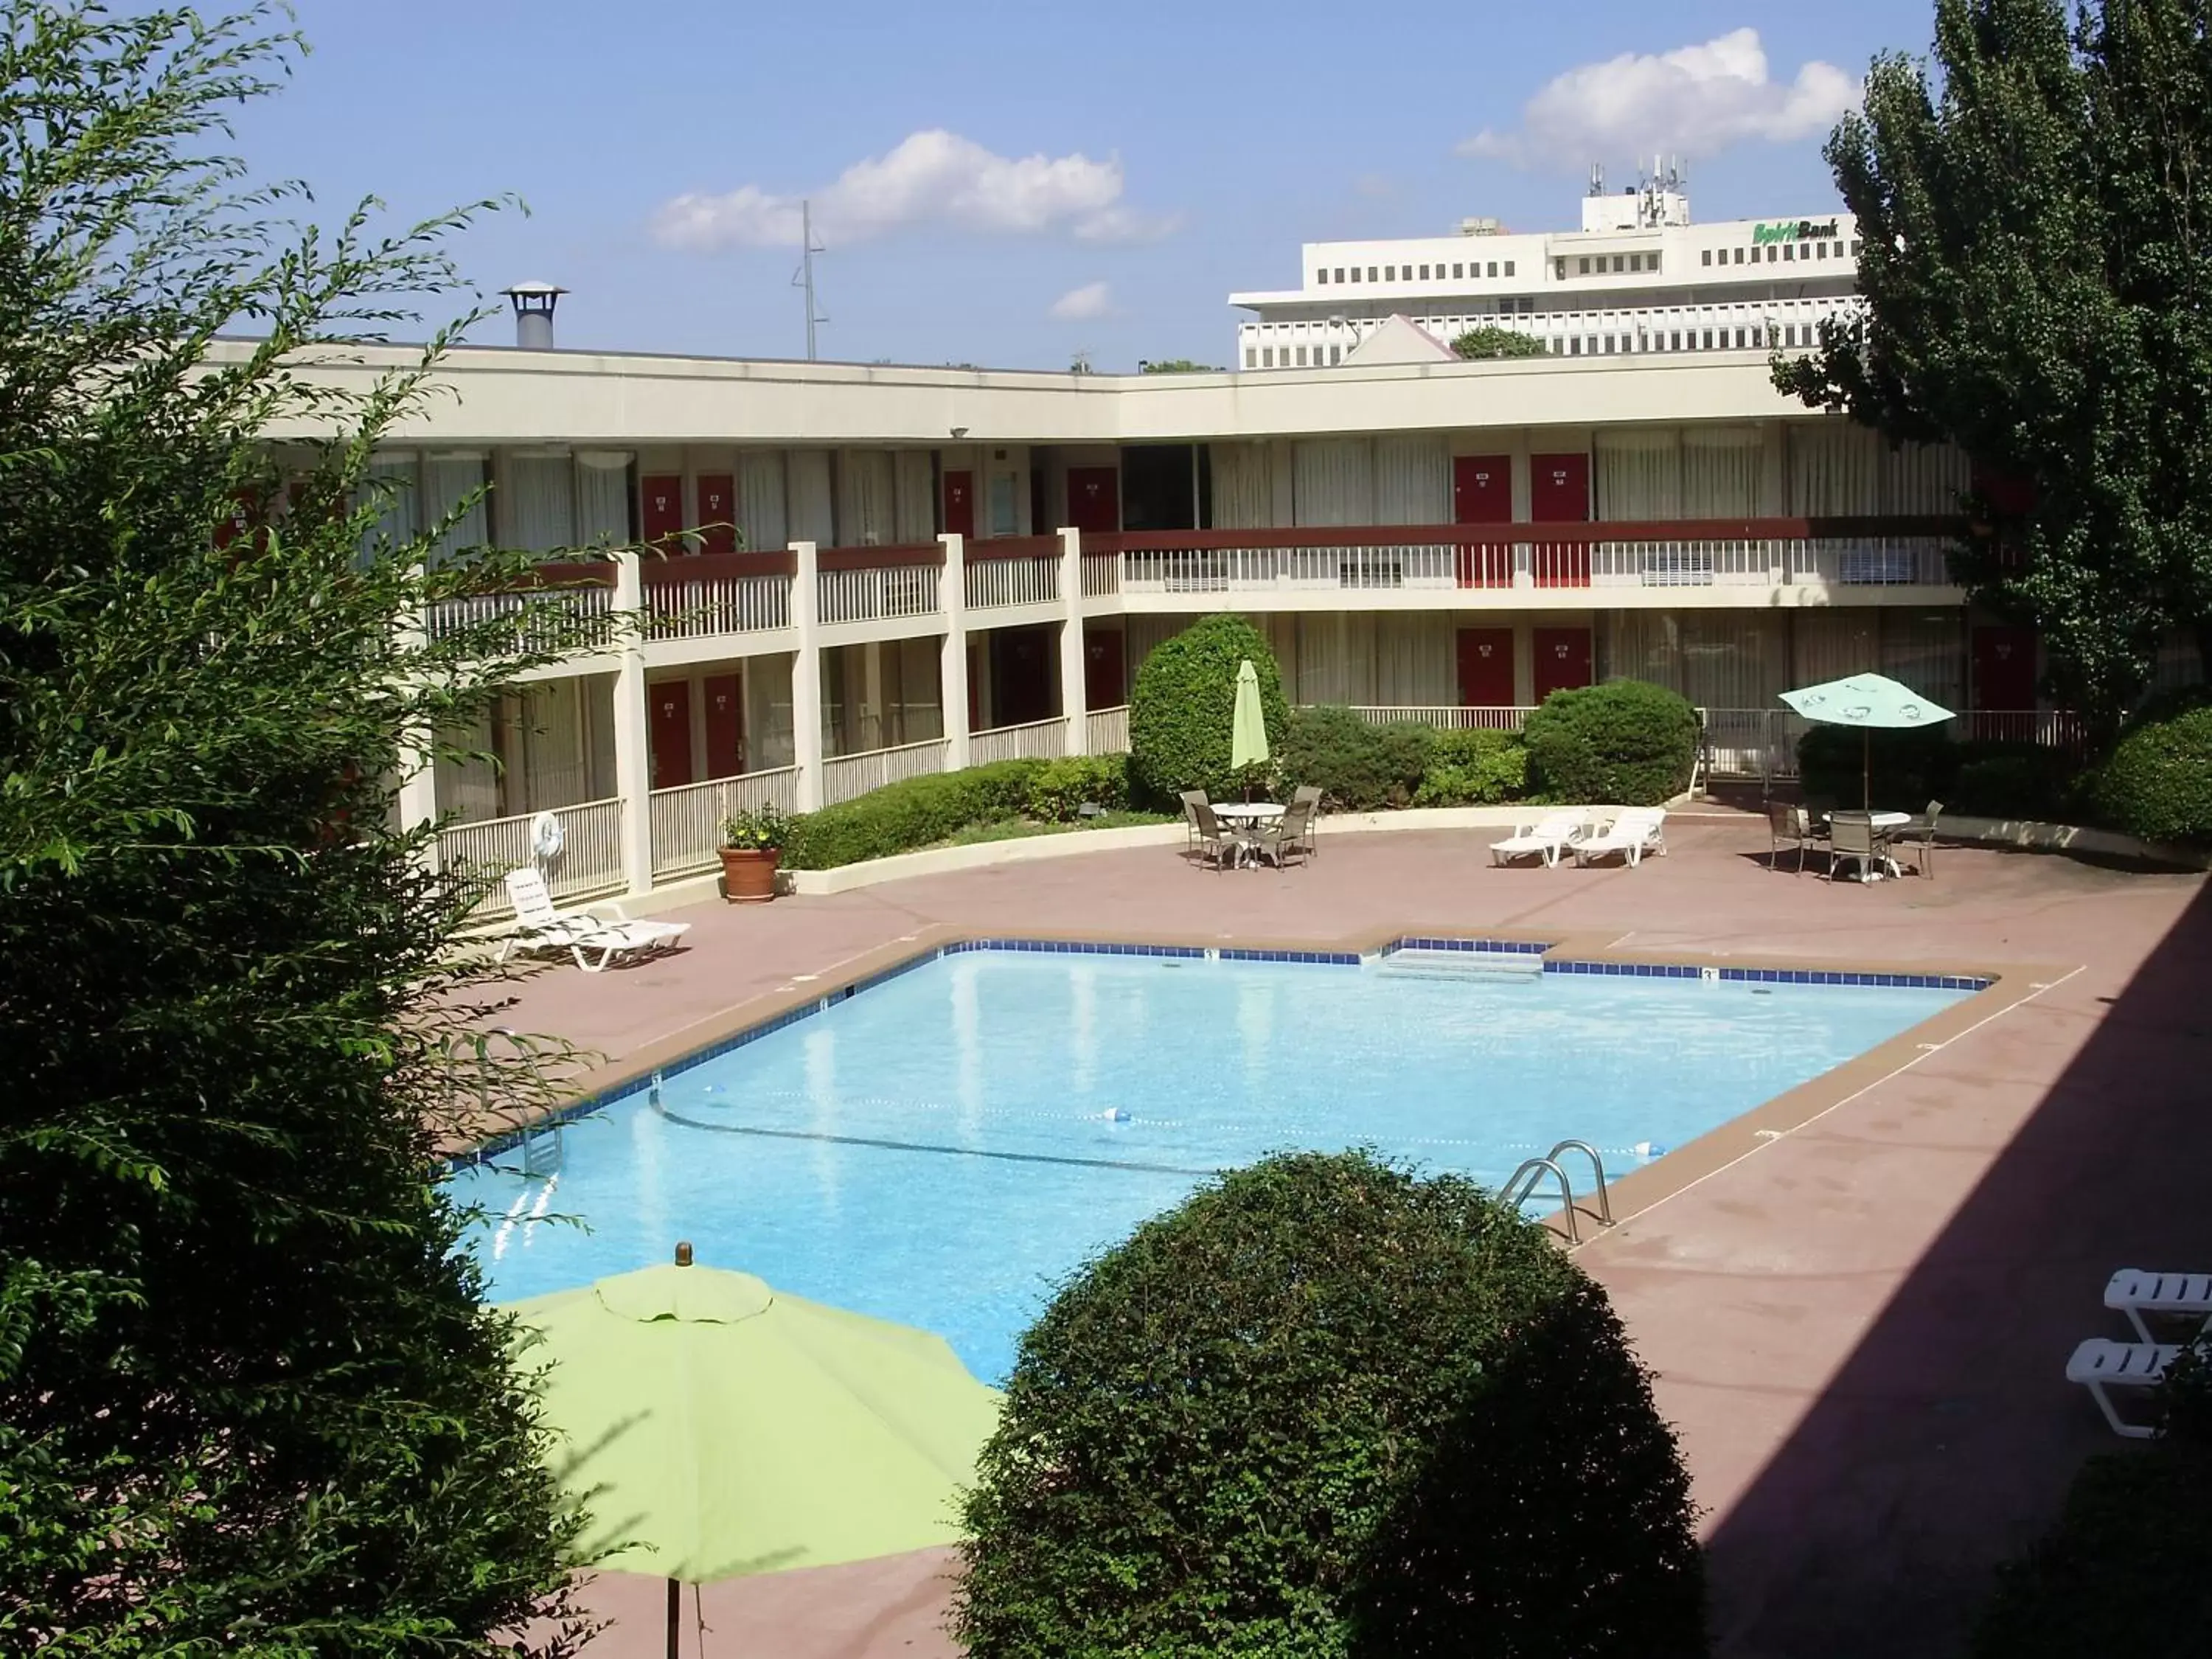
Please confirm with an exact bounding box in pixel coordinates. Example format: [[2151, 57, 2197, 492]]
[[1500, 1157, 1581, 1242], [1544, 1139, 1614, 1228]]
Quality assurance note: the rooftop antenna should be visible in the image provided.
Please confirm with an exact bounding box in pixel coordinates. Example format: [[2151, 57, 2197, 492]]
[[792, 198, 828, 361], [1588, 162, 1604, 198]]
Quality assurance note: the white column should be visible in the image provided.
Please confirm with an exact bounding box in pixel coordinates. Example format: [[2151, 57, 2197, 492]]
[[611, 549, 654, 894], [862, 640, 886, 750], [939, 532, 971, 771], [1057, 526, 1088, 756], [790, 540, 824, 810], [396, 594, 441, 847]]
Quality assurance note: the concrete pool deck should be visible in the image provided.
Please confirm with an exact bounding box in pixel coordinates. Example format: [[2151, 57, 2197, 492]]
[[481, 810, 2212, 1659]]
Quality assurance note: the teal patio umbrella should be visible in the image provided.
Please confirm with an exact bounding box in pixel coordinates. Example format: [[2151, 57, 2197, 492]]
[[1779, 672, 1955, 810], [1229, 658, 1270, 798]]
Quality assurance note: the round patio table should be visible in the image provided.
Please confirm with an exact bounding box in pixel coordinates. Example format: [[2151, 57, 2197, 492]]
[[1211, 801, 1284, 868], [1825, 810, 1913, 881]]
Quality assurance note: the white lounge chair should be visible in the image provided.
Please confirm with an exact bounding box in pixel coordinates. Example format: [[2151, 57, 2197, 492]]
[[2106, 1268, 2212, 1343], [1572, 807, 1669, 869], [2066, 1338, 2181, 1439], [495, 868, 691, 973], [1489, 810, 1589, 868]]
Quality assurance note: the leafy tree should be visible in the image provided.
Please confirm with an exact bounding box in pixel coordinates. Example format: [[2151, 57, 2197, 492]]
[[1139, 358, 1222, 373], [1523, 681, 1700, 805], [1774, 0, 2212, 727], [1126, 615, 1289, 803], [0, 5, 605, 1651], [1450, 324, 1549, 361]]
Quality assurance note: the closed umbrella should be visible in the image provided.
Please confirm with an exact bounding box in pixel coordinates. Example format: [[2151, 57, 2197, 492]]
[[506, 1249, 1001, 1658], [1778, 672, 1955, 810], [1230, 658, 1270, 798]]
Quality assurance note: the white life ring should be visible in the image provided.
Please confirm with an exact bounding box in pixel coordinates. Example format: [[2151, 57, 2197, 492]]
[[530, 811, 566, 865]]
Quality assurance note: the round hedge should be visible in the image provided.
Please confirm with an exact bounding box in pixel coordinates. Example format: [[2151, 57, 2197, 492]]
[[1523, 680, 1699, 806], [2092, 705, 2212, 844], [954, 1151, 1705, 1659], [1127, 615, 1290, 804]]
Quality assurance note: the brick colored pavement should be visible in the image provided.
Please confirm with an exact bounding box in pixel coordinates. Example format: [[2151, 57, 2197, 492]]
[[487, 813, 2211, 1659]]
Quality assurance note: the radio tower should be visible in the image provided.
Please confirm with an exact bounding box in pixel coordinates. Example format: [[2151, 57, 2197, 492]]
[[793, 199, 829, 361]]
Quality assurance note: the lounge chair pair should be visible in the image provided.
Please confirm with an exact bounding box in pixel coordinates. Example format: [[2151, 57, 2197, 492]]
[[2066, 1268, 2212, 1438], [496, 868, 692, 973], [1490, 807, 1666, 869]]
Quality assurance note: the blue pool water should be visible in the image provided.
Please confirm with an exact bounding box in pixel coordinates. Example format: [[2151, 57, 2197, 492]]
[[455, 949, 1969, 1381]]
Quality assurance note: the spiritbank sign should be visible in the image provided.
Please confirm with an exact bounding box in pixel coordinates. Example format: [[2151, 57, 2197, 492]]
[[1753, 219, 1840, 245]]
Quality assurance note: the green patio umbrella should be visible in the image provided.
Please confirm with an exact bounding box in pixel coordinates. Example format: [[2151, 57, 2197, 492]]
[[1230, 657, 1270, 796], [505, 1250, 1001, 1658], [1778, 672, 1955, 810]]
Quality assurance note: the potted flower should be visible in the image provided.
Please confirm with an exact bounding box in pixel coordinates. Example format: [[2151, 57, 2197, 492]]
[[717, 804, 790, 903]]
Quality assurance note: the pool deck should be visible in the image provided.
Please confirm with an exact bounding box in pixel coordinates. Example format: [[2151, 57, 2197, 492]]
[[485, 810, 2212, 1659]]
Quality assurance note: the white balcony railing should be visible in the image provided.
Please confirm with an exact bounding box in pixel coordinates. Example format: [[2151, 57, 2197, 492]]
[[647, 768, 802, 882], [971, 717, 1068, 765], [643, 571, 792, 640], [1787, 539, 1955, 587], [818, 563, 941, 626], [965, 556, 1060, 610], [1343, 706, 1534, 731], [438, 797, 626, 919], [1080, 553, 1121, 597], [819, 737, 951, 806], [1086, 704, 1130, 753], [423, 582, 617, 652]]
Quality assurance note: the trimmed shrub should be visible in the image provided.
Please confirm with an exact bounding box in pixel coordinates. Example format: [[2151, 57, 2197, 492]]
[[2092, 703, 2212, 844], [1025, 753, 1130, 822], [779, 759, 1046, 869], [1947, 745, 2074, 821], [1795, 724, 1957, 810], [1279, 704, 1435, 810], [1415, 746, 1528, 806], [956, 1150, 1705, 1659], [1523, 681, 1699, 806], [1127, 616, 1290, 804]]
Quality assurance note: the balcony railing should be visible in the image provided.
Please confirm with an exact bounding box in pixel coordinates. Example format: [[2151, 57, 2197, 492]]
[[647, 767, 802, 881], [965, 538, 1062, 610], [1081, 552, 1121, 597], [641, 551, 794, 640], [816, 543, 944, 627], [437, 797, 626, 919], [1698, 708, 2089, 781], [819, 736, 951, 806], [970, 716, 1068, 765], [1344, 705, 1534, 731], [423, 563, 619, 652], [1086, 704, 1130, 753]]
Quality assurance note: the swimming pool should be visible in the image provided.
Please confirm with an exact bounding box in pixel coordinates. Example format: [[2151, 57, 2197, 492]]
[[454, 945, 1975, 1381]]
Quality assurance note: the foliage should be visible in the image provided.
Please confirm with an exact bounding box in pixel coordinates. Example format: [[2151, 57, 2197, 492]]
[[955, 1150, 1705, 1659], [1795, 725, 1958, 810], [937, 810, 1175, 849], [1950, 748, 2073, 821], [719, 803, 792, 850], [1127, 616, 1290, 804], [0, 5, 596, 1651], [1023, 753, 1130, 821], [1523, 682, 1700, 805], [1773, 0, 2212, 726], [1139, 358, 1222, 373], [778, 760, 1049, 869], [2091, 703, 2212, 843], [1278, 706, 1436, 810], [1414, 728, 1530, 806], [1450, 324, 1550, 361]]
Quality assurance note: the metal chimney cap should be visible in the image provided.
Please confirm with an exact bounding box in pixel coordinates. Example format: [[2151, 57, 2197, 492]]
[[501, 280, 567, 299]]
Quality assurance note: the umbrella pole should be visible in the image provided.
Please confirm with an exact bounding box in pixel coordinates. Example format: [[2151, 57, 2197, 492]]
[[1863, 728, 1871, 812], [667, 1577, 680, 1659]]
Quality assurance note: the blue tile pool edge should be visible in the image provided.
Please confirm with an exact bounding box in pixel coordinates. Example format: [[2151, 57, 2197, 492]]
[[445, 935, 1996, 1171]]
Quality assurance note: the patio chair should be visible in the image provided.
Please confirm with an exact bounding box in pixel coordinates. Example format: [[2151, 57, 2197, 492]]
[[1489, 810, 1587, 868], [1188, 799, 1247, 872], [1573, 807, 1667, 869], [1178, 790, 1209, 858], [2066, 1338, 2180, 1439], [2105, 1268, 2212, 1344], [497, 868, 691, 973], [1287, 785, 1323, 859], [1765, 800, 1821, 875], [1251, 794, 1318, 868], [1826, 812, 1893, 883], [1891, 799, 1944, 877]]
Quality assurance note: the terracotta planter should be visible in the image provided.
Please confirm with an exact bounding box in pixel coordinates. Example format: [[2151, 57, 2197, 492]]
[[717, 846, 781, 903]]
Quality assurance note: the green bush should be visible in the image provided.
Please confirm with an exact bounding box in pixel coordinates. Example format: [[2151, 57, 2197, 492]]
[[2092, 703, 2212, 844], [779, 759, 1046, 869], [1523, 681, 1699, 805], [1127, 616, 1290, 804], [1024, 753, 1129, 822], [1278, 705, 1435, 810], [1795, 724, 1957, 810], [1948, 746, 2074, 821], [1415, 747, 1529, 806], [956, 1151, 1705, 1659]]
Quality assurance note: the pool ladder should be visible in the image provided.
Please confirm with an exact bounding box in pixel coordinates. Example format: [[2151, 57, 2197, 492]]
[[448, 1026, 565, 1178], [1500, 1140, 1615, 1243]]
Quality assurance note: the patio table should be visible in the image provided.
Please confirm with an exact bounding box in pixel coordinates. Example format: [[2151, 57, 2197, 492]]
[[1823, 810, 1911, 881], [1211, 801, 1284, 868]]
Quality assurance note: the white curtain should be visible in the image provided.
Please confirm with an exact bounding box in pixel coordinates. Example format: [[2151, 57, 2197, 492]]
[[1605, 612, 1783, 709], [1792, 608, 1879, 684], [891, 636, 945, 742], [1594, 429, 1680, 519], [1293, 439, 1373, 526], [1123, 615, 1186, 680], [1295, 615, 1360, 704], [422, 453, 487, 567], [895, 451, 935, 540], [501, 452, 574, 554], [1209, 443, 1272, 529], [1374, 436, 1449, 524], [838, 451, 896, 546], [585, 673, 617, 796], [1787, 423, 1971, 515], [1373, 614, 1455, 703], [518, 678, 591, 807], [747, 653, 796, 771], [357, 453, 419, 566], [1879, 611, 1965, 709], [1680, 427, 1763, 515], [787, 450, 835, 544], [739, 452, 787, 552], [436, 706, 501, 823], [574, 451, 632, 544]]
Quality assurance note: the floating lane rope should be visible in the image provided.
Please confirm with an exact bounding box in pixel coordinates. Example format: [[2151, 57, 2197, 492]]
[[655, 1106, 1221, 1179]]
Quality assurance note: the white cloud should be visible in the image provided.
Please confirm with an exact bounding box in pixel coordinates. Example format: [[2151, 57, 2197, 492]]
[[1048, 281, 1114, 321], [653, 130, 1175, 251], [1461, 29, 1859, 167]]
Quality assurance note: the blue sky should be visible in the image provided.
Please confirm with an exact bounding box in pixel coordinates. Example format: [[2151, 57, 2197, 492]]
[[233, 1, 1940, 371]]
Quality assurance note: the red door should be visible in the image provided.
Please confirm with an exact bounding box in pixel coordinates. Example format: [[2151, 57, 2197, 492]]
[[1532, 628, 1593, 701], [648, 680, 693, 789], [1972, 626, 2037, 725], [943, 470, 975, 538], [696, 473, 737, 557], [1530, 453, 1590, 588], [1453, 454, 1512, 588], [702, 671, 743, 779], [641, 474, 685, 553], [1066, 467, 1119, 534], [1084, 625, 1126, 709], [1456, 628, 1515, 708]]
